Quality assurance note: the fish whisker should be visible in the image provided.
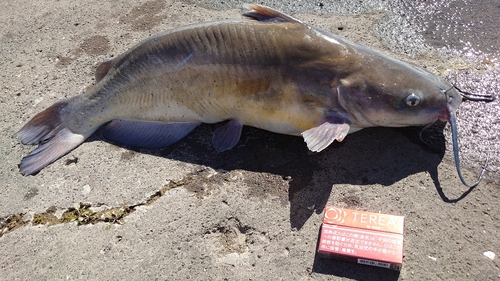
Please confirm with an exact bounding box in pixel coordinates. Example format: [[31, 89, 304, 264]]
[[418, 122, 436, 147], [452, 85, 497, 102], [447, 97, 487, 188]]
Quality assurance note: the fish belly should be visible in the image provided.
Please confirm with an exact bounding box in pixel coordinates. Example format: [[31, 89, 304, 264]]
[[82, 64, 326, 137], [116, 75, 321, 136]]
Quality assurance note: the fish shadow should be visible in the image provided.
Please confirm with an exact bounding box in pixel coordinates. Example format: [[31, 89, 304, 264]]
[[95, 121, 456, 230], [99, 124, 425, 280]]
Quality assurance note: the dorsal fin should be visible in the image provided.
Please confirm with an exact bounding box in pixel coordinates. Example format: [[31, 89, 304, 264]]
[[242, 4, 302, 23], [95, 59, 114, 83]]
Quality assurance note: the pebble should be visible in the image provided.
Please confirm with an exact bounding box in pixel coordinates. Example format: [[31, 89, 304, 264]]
[[82, 184, 91, 195], [483, 251, 495, 260]]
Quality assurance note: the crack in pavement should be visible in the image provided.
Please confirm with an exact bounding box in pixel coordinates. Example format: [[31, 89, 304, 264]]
[[0, 168, 223, 238]]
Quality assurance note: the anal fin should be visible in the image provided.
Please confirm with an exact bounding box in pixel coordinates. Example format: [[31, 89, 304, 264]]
[[301, 122, 350, 152], [212, 119, 243, 152], [103, 120, 200, 149]]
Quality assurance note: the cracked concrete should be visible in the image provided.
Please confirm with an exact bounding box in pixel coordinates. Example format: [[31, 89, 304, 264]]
[[1, 1, 499, 280], [0, 167, 231, 237]]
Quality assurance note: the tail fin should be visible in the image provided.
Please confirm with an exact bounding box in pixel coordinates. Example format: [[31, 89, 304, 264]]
[[14, 100, 87, 175]]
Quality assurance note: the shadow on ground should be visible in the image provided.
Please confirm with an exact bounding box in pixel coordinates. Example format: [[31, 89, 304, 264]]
[[312, 256, 401, 281], [92, 121, 450, 230]]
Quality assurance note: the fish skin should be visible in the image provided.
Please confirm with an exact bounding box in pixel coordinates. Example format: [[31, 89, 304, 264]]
[[14, 4, 462, 175]]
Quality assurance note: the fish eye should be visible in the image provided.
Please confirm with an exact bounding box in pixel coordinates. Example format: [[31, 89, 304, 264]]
[[405, 93, 421, 107]]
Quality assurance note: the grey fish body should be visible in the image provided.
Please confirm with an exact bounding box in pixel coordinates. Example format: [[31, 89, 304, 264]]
[[15, 5, 467, 178], [73, 18, 356, 135]]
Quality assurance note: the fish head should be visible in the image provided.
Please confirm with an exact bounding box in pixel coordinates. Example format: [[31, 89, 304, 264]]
[[336, 53, 491, 188], [337, 55, 462, 128]]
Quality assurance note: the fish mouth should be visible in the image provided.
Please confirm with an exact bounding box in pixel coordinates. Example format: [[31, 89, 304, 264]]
[[445, 86, 496, 188], [437, 111, 450, 123]]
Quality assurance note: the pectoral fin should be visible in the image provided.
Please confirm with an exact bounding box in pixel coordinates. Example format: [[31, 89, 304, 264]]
[[301, 122, 350, 152], [103, 120, 200, 149], [212, 119, 243, 152]]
